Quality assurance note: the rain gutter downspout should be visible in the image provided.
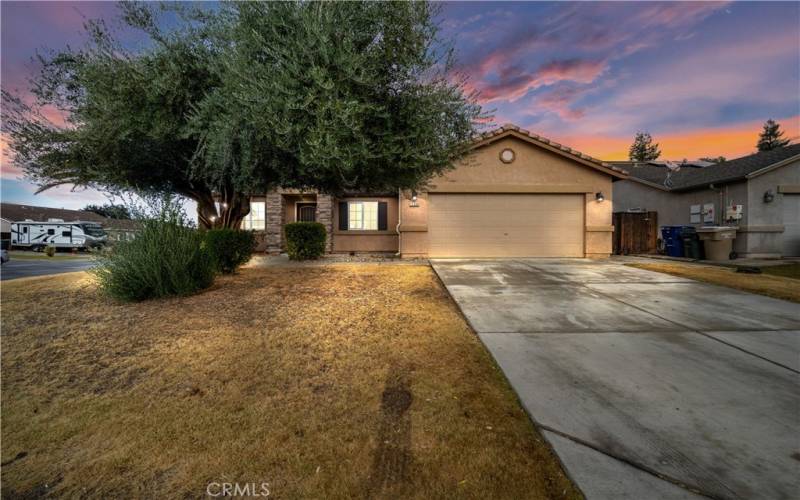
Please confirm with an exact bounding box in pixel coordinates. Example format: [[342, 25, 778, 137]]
[[395, 188, 402, 258]]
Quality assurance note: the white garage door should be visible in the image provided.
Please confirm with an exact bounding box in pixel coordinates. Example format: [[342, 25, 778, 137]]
[[427, 193, 584, 257], [782, 194, 800, 257]]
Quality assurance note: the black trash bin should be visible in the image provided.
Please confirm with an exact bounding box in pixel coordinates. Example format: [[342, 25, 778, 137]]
[[680, 226, 703, 260]]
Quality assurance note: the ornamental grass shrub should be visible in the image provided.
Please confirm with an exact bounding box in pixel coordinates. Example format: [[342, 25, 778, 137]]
[[92, 198, 215, 301]]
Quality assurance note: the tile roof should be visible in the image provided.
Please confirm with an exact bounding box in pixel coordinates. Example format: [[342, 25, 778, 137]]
[[0, 203, 139, 231], [476, 123, 629, 177], [609, 144, 800, 191]]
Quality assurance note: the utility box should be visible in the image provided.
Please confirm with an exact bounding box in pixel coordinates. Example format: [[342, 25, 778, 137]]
[[696, 226, 737, 260], [726, 204, 743, 221]]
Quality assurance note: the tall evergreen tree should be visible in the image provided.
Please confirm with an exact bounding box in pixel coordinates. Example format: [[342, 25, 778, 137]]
[[628, 132, 661, 162], [756, 119, 790, 152]]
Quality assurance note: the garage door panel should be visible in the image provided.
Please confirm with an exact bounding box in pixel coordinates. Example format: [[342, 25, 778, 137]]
[[428, 194, 584, 257]]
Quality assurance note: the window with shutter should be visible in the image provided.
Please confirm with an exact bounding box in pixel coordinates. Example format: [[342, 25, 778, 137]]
[[347, 202, 378, 230]]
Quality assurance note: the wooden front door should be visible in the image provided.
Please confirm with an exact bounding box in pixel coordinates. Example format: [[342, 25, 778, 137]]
[[297, 203, 317, 222]]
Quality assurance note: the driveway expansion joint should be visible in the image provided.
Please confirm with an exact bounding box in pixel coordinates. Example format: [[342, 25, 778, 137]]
[[537, 424, 723, 500], [693, 331, 800, 374], [583, 284, 800, 372]]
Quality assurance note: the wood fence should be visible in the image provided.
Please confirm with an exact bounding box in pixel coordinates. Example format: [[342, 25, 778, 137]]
[[612, 211, 658, 255]]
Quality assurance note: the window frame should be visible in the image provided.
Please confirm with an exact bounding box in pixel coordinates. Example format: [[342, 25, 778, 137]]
[[347, 201, 379, 231], [241, 200, 266, 231]]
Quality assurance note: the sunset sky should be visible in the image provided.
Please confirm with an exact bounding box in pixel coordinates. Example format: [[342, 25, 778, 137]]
[[1, 1, 799, 209]]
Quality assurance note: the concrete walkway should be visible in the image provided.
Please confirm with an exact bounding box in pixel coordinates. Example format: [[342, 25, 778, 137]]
[[431, 259, 800, 500]]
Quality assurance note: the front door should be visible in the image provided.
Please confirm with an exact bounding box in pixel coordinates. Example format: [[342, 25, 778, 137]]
[[297, 203, 317, 222]]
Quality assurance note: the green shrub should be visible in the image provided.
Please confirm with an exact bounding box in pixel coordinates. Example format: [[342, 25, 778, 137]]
[[45, 245, 56, 257], [284, 222, 327, 260], [92, 199, 215, 301], [204, 228, 256, 274]]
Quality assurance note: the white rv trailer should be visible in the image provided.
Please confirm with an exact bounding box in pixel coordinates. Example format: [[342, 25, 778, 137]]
[[11, 218, 108, 251]]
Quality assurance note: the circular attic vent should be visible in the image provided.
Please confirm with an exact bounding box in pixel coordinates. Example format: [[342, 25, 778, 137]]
[[499, 148, 515, 164]]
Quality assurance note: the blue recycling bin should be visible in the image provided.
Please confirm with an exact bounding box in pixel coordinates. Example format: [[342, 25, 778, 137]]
[[661, 226, 684, 257]]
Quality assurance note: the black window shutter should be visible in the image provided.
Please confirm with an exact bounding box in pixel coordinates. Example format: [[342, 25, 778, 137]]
[[338, 202, 348, 230], [378, 202, 388, 231]]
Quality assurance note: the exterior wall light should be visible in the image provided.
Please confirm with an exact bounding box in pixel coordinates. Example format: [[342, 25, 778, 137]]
[[763, 189, 775, 203], [595, 192, 605, 202], [410, 190, 419, 208]]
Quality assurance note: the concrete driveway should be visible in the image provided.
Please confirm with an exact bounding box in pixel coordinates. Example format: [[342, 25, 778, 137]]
[[432, 259, 800, 500]]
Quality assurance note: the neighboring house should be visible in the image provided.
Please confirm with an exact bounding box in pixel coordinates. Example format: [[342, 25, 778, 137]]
[[0, 203, 140, 243], [241, 124, 628, 258], [611, 144, 800, 258]]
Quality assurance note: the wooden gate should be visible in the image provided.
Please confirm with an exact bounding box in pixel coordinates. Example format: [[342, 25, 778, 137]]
[[613, 212, 658, 255]]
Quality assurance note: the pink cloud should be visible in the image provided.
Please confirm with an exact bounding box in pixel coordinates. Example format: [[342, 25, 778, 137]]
[[455, 1, 732, 107], [536, 87, 586, 120], [478, 59, 607, 102], [0, 132, 24, 179], [632, 2, 729, 30]]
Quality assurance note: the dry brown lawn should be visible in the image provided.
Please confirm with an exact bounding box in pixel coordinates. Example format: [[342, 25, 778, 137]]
[[1, 265, 580, 499], [627, 262, 800, 303]]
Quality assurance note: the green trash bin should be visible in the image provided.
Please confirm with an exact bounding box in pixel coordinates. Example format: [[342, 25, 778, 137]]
[[682, 234, 702, 259], [680, 226, 703, 259]]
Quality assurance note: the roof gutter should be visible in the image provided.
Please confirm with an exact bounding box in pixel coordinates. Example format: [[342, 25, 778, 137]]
[[624, 176, 672, 191]]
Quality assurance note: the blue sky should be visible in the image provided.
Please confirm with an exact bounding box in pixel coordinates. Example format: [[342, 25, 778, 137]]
[[2, 1, 799, 210]]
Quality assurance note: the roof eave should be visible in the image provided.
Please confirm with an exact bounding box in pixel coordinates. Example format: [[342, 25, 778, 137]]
[[625, 176, 671, 191], [671, 176, 748, 192], [745, 153, 800, 180]]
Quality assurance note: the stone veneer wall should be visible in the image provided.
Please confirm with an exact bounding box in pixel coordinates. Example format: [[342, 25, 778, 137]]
[[265, 192, 285, 254], [316, 194, 334, 252]]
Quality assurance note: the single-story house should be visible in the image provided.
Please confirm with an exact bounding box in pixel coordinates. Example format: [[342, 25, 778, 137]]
[[242, 124, 629, 258], [611, 144, 800, 258], [0, 203, 140, 243]]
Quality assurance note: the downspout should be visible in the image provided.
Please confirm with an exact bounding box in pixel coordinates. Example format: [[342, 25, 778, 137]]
[[709, 183, 724, 225], [395, 188, 403, 258]]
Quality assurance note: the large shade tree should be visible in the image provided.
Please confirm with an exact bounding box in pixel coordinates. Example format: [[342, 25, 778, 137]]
[[3, 1, 483, 229]]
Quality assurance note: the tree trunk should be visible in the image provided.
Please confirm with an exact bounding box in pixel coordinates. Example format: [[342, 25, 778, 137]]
[[191, 186, 251, 230]]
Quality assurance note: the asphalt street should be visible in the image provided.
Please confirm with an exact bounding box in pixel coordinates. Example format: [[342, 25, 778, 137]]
[[1, 258, 96, 281]]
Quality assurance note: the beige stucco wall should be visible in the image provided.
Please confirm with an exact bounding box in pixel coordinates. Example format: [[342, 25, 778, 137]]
[[399, 135, 615, 257], [332, 196, 399, 253]]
